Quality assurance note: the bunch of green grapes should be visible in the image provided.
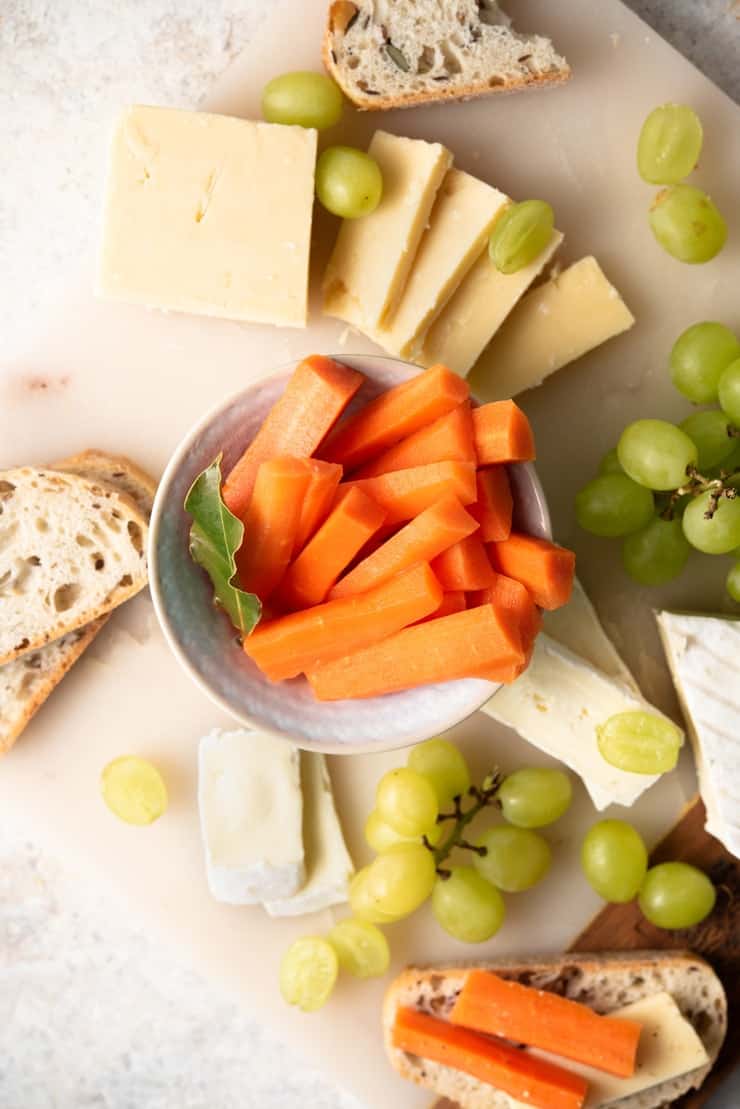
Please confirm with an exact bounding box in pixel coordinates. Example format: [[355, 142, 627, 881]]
[[637, 104, 726, 263], [576, 321, 740, 601], [581, 818, 716, 929]]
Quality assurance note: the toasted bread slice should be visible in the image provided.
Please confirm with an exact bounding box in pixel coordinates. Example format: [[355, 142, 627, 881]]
[[383, 952, 726, 1109], [324, 1, 570, 112]]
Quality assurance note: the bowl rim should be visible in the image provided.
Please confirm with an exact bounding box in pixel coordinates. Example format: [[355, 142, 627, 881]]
[[148, 354, 552, 755]]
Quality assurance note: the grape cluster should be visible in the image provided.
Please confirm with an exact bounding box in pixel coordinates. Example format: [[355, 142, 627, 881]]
[[638, 104, 727, 264], [576, 322, 740, 600]]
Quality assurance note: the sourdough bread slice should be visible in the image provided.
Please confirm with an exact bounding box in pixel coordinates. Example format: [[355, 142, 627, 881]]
[[0, 466, 149, 666], [383, 951, 726, 1109], [0, 454, 157, 752], [324, 1, 570, 111]]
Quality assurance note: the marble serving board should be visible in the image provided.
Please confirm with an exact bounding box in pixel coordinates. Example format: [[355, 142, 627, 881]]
[[1, 1, 739, 1106]]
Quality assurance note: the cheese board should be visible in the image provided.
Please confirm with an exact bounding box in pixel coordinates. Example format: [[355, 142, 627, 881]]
[[1, 1, 740, 1107]]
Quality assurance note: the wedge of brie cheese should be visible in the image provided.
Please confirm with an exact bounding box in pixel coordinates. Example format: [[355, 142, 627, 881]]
[[656, 611, 740, 858], [264, 753, 354, 917], [198, 728, 305, 904], [483, 635, 682, 810]]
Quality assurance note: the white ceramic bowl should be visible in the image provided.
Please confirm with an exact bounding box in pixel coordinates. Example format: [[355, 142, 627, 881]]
[[149, 355, 551, 754]]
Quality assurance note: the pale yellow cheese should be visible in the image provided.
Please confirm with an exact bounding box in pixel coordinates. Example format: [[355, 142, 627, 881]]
[[373, 169, 508, 359], [98, 106, 317, 327], [420, 229, 564, 375], [322, 130, 452, 330], [468, 256, 635, 400]]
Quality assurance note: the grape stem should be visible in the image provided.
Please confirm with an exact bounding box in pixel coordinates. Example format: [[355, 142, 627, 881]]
[[661, 465, 739, 521], [426, 771, 503, 879]]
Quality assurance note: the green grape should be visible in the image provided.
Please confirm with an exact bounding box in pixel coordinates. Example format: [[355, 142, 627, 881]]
[[328, 919, 390, 979], [358, 843, 437, 920], [349, 868, 403, 924], [262, 71, 343, 130], [575, 473, 654, 537], [489, 200, 555, 275], [683, 490, 740, 554], [376, 768, 438, 837], [316, 146, 383, 218], [680, 410, 738, 470], [280, 936, 338, 1011], [637, 104, 703, 184], [597, 711, 683, 774], [622, 515, 690, 585], [432, 867, 505, 943], [498, 767, 572, 828], [581, 820, 648, 902], [726, 560, 740, 603], [649, 185, 727, 264], [718, 359, 740, 424], [670, 322, 740, 404], [473, 826, 551, 892], [598, 448, 624, 476], [407, 738, 471, 807], [101, 756, 168, 826], [364, 809, 441, 852], [617, 419, 697, 490], [638, 862, 716, 930]]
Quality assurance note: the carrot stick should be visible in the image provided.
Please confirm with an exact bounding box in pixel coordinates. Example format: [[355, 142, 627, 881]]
[[293, 460, 343, 552], [467, 574, 542, 681], [451, 971, 641, 1079], [244, 562, 442, 682], [431, 534, 495, 591], [416, 590, 467, 623], [392, 1007, 588, 1109], [276, 487, 386, 609], [473, 400, 535, 465], [306, 603, 525, 701], [321, 365, 469, 470], [222, 355, 363, 518], [235, 458, 311, 600], [329, 495, 478, 600], [342, 461, 476, 528], [354, 402, 475, 478], [489, 533, 575, 610], [471, 466, 513, 542]]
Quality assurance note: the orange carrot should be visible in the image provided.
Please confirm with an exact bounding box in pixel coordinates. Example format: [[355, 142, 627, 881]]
[[329, 495, 478, 600], [244, 563, 442, 682], [431, 534, 495, 592], [354, 402, 475, 478], [236, 458, 311, 600], [467, 574, 542, 682], [223, 355, 362, 518], [392, 1007, 588, 1109], [473, 400, 535, 465], [293, 460, 343, 552], [451, 971, 641, 1079], [416, 590, 467, 623], [471, 466, 513, 542], [322, 365, 469, 470], [276, 488, 386, 610], [342, 461, 476, 528], [489, 533, 575, 610], [307, 603, 525, 701]]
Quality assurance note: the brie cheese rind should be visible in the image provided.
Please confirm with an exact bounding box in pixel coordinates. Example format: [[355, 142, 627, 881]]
[[198, 728, 305, 905], [483, 635, 682, 810], [656, 611, 740, 859]]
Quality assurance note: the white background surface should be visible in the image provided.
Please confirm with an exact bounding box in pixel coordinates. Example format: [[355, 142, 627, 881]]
[[1, 3, 739, 1108]]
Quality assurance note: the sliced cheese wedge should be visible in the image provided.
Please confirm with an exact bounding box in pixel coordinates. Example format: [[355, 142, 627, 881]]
[[323, 130, 452, 330], [656, 611, 740, 858], [264, 753, 354, 917], [482, 635, 681, 810], [544, 577, 640, 694], [469, 256, 635, 400], [198, 728, 304, 904], [420, 229, 563, 376], [373, 169, 508, 359]]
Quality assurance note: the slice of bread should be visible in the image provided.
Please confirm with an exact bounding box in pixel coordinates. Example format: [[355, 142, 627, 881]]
[[323, 1, 570, 111], [0, 454, 157, 752], [383, 951, 726, 1109], [0, 466, 150, 666]]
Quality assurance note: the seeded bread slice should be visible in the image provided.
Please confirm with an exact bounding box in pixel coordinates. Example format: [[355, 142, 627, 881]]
[[323, 1, 570, 112], [383, 951, 726, 1109]]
